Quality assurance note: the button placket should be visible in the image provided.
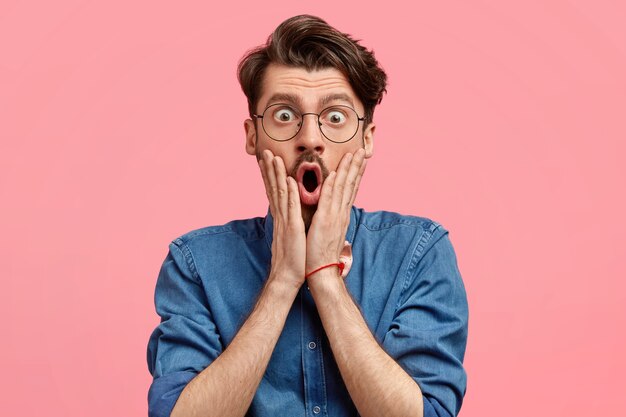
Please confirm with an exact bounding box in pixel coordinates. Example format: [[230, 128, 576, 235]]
[[301, 286, 328, 417]]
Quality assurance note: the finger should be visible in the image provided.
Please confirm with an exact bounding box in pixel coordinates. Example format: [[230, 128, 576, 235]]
[[339, 240, 353, 278], [330, 152, 354, 213], [259, 159, 276, 217], [349, 158, 367, 208], [341, 148, 366, 210], [317, 170, 337, 214], [286, 176, 303, 229], [273, 156, 289, 219], [262, 150, 280, 218]]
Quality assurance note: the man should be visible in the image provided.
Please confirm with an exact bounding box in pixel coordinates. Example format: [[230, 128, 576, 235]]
[[147, 15, 468, 417]]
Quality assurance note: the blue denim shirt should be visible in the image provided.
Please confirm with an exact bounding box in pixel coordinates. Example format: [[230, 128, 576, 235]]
[[147, 206, 468, 417]]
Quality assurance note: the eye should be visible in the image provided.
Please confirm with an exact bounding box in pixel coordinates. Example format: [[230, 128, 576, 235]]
[[273, 107, 297, 123], [324, 109, 347, 125]]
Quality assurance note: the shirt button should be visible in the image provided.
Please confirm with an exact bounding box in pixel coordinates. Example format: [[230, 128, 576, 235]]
[[313, 406, 321, 414], [308, 341, 317, 350]]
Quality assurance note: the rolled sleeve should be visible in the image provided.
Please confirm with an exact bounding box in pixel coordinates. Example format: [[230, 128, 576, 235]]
[[146, 240, 223, 417], [383, 229, 469, 417]]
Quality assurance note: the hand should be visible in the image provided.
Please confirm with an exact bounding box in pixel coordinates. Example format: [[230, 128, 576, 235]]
[[258, 150, 307, 289], [305, 148, 367, 277]]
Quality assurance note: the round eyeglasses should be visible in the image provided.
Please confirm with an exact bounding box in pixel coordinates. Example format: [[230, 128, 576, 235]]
[[253, 103, 365, 143]]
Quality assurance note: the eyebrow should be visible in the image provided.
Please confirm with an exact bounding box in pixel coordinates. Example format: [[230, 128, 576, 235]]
[[320, 93, 355, 108], [266, 93, 303, 107], [265, 92, 356, 109]]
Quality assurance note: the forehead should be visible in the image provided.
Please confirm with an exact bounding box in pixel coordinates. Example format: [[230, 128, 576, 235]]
[[258, 63, 362, 110]]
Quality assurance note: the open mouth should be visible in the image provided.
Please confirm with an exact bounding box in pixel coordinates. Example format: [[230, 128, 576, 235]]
[[296, 163, 323, 205], [302, 169, 319, 192]]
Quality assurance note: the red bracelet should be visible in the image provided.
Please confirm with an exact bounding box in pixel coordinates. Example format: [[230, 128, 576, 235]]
[[305, 262, 345, 279]]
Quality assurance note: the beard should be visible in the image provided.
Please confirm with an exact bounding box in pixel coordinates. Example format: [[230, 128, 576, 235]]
[[289, 151, 330, 233], [257, 148, 330, 234]]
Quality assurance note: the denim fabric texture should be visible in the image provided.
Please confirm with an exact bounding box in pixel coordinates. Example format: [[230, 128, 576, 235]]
[[147, 206, 469, 417]]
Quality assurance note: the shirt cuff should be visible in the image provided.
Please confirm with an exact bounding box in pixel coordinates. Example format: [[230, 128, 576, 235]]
[[423, 395, 453, 417], [148, 370, 197, 417]]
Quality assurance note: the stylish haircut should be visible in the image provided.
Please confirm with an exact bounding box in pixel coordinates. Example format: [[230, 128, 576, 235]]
[[237, 15, 387, 126]]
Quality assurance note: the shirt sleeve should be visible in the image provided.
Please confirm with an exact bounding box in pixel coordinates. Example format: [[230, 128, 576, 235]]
[[146, 239, 223, 417], [382, 227, 469, 417]]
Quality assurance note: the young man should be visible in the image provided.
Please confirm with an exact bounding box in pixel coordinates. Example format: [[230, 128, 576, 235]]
[[147, 15, 468, 417]]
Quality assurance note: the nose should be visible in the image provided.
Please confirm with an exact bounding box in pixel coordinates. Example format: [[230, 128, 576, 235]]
[[295, 113, 325, 155]]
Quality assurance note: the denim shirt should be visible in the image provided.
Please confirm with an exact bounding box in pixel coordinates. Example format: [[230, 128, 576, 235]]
[[147, 206, 468, 417]]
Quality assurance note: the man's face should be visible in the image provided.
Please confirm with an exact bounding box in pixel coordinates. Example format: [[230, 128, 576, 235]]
[[244, 63, 374, 223]]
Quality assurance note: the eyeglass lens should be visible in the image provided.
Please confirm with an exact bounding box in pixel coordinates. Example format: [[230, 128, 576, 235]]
[[261, 104, 359, 143]]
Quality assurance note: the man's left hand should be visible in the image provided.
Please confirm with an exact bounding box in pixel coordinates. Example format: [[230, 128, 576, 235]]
[[305, 148, 367, 277]]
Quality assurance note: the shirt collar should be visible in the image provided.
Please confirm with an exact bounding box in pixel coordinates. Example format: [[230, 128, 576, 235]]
[[263, 206, 359, 250]]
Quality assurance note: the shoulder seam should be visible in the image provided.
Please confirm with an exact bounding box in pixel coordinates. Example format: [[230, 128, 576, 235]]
[[176, 219, 267, 244], [172, 238, 201, 283], [181, 226, 236, 241], [395, 222, 444, 312], [359, 211, 440, 232]]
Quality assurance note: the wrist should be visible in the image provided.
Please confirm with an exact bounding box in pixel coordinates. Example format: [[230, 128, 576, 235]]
[[306, 266, 344, 293], [305, 262, 344, 279], [268, 271, 305, 294]]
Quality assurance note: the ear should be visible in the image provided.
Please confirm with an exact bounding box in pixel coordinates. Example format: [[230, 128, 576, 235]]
[[362, 123, 375, 158], [244, 118, 257, 156]]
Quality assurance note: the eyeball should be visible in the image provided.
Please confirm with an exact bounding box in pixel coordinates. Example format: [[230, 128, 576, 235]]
[[273, 107, 297, 123], [325, 109, 347, 125]]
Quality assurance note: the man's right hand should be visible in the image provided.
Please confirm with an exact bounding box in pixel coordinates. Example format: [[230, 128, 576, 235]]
[[171, 150, 304, 417], [259, 149, 306, 289]]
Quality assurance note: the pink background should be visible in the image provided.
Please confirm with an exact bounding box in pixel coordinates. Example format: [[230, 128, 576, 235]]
[[2, 1, 625, 415]]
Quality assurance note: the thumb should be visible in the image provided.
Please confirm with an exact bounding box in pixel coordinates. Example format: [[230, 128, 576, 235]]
[[338, 241, 353, 279]]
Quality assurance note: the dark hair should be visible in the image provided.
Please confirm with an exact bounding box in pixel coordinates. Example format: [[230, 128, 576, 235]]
[[237, 15, 387, 126]]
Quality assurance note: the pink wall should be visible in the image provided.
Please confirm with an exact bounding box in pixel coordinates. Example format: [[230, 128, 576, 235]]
[[2, 1, 625, 415]]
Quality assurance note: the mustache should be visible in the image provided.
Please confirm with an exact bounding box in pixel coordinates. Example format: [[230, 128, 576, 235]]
[[288, 151, 330, 180]]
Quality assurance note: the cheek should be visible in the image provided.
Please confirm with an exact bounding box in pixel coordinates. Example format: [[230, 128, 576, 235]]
[[264, 147, 298, 174], [328, 158, 342, 173], [329, 145, 361, 171], [254, 140, 280, 160]]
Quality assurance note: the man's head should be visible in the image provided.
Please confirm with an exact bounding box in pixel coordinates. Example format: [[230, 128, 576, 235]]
[[238, 15, 387, 128], [238, 15, 387, 227]]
